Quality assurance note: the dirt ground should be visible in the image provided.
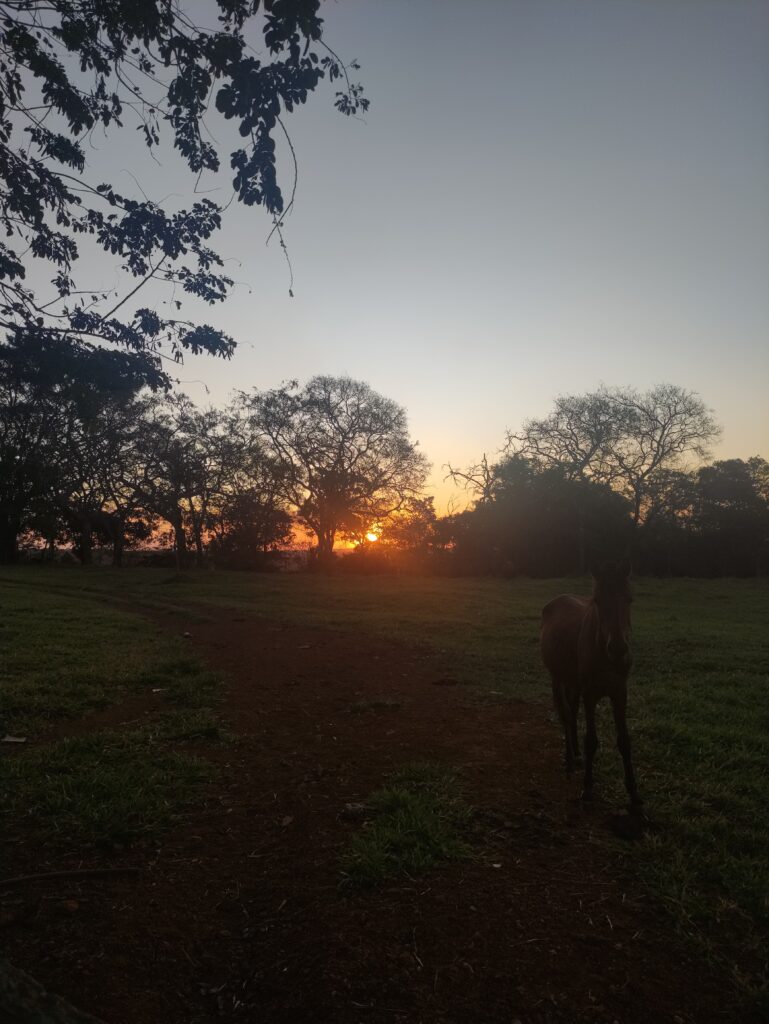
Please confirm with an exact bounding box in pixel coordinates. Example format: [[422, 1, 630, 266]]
[[2, 607, 749, 1023]]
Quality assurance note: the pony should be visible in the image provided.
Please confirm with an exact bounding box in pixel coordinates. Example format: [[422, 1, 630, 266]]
[[540, 559, 642, 808]]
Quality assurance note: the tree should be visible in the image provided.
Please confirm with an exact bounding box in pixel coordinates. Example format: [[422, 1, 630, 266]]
[[376, 496, 437, 551], [0, 1, 368, 387], [53, 386, 150, 564], [443, 455, 632, 576], [0, 337, 60, 561], [162, 399, 227, 565], [444, 453, 500, 505], [608, 385, 720, 525], [206, 397, 293, 566], [505, 390, 622, 484], [208, 487, 293, 567], [133, 394, 208, 567], [344, 496, 439, 574], [508, 385, 720, 525], [0, 331, 142, 561], [246, 376, 430, 558], [631, 469, 698, 576], [693, 457, 769, 575]]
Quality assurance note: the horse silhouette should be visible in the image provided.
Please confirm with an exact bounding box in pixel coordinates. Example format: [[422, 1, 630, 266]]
[[541, 559, 642, 809]]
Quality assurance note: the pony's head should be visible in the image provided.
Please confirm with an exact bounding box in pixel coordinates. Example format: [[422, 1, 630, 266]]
[[591, 557, 633, 667]]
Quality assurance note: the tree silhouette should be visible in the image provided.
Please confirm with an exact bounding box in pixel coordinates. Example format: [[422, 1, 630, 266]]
[[445, 455, 631, 576], [693, 458, 769, 575], [0, 1, 368, 386], [245, 376, 429, 559], [508, 385, 720, 525], [0, 332, 142, 560]]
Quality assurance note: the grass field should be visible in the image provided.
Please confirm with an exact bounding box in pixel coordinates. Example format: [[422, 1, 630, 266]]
[[0, 572, 225, 847], [1, 566, 767, 1006]]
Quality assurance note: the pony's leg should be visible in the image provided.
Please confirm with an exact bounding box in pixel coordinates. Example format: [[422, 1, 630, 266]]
[[611, 689, 642, 809], [582, 696, 598, 801], [552, 678, 576, 772], [568, 698, 582, 766]]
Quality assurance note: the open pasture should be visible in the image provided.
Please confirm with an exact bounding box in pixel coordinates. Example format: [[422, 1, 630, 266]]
[[1, 568, 767, 1022]]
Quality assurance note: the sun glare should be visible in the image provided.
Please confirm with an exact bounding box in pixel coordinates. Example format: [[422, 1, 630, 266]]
[[366, 531, 379, 543]]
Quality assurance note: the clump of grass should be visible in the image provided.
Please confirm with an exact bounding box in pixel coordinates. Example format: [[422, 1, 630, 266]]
[[1, 729, 214, 847], [342, 762, 472, 885], [142, 708, 230, 743], [1, 670, 113, 732], [133, 657, 219, 709]]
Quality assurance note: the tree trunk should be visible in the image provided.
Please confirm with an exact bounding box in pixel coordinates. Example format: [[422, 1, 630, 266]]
[[314, 522, 336, 569], [181, 502, 206, 567], [0, 511, 20, 564], [319, 528, 335, 553], [172, 511, 187, 570], [112, 524, 124, 567], [78, 520, 92, 566], [632, 488, 643, 528]]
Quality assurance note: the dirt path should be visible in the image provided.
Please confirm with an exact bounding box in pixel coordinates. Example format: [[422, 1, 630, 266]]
[[2, 608, 745, 1023]]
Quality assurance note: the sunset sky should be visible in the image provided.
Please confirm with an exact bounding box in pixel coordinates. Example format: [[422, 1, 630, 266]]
[[62, 0, 769, 509]]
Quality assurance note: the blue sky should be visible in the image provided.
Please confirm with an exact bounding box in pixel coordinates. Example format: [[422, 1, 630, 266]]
[[46, 0, 769, 507]]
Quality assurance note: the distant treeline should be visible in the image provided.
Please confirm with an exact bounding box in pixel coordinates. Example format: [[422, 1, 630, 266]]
[[1, 335, 767, 576], [348, 453, 769, 578]]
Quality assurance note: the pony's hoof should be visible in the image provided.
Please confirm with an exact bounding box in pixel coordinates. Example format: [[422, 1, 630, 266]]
[[629, 797, 645, 816], [580, 788, 594, 803]]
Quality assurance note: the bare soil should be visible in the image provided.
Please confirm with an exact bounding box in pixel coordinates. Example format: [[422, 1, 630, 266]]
[[2, 608, 749, 1023]]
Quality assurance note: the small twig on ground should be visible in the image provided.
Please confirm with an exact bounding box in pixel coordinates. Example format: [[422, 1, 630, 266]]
[[0, 867, 141, 888]]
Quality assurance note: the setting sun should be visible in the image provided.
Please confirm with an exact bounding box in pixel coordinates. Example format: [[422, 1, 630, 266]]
[[365, 531, 379, 543]]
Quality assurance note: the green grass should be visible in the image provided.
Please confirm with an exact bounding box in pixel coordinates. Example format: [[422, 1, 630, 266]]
[[342, 763, 472, 885], [0, 567, 767, 996], [615, 579, 768, 992], [0, 572, 225, 848], [0, 569, 556, 697], [132, 656, 220, 709], [2, 729, 213, 847], [0, 577, 220, 736]]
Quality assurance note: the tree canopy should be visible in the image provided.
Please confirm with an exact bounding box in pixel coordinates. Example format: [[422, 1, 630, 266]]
[[244, 376, 430, 557], [506, 385, 720, 525], [0, 0, 368, 387]]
